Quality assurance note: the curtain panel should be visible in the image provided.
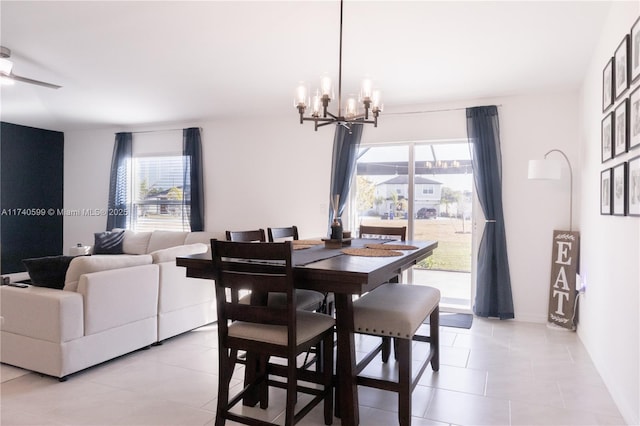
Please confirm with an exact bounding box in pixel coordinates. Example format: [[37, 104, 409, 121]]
[[106, 132, 132, 231], [329, 124, 364, 229], [183, 127, 204, 232], [466, 106, 514, 319]]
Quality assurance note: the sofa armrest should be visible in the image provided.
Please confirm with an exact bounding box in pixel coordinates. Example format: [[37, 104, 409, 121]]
[[0, 285, 83, 343], [77, 264, 159, 336]]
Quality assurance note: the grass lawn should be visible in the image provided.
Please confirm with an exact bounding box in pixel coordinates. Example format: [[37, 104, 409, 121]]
[[359, 217, 472, 272]]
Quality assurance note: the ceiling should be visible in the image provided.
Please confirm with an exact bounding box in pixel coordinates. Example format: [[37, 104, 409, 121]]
[[0, 1, 612, 132]]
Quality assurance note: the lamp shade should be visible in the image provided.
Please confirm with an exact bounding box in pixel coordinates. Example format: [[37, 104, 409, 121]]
[[528, 159, 562, 180]]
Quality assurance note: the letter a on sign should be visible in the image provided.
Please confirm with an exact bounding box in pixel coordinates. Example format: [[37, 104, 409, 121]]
[[548, 230, 580, 330]]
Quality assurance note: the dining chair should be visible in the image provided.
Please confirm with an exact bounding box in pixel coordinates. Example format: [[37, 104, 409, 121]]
[[226, 228, 325, 312], [352, 284, 440, 426], [225, 229, 266, 242], [356, 225, 408, 361], [359, 225, 407, 241], [267, 225, 299, 242], [211, 240, 334, 426]]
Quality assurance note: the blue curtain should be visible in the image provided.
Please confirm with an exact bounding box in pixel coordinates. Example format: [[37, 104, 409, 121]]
[[106, 132, 132, 230], [183, 127, 204, 232], [329, 124, 364, 228], [466, 106, 514, 319]]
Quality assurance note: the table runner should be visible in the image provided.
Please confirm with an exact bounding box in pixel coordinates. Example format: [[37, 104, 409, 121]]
[[293, 238, 392, 266]]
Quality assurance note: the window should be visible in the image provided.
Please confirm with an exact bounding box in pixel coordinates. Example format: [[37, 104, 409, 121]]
[[423, 186, 434, 195], [131, 155, 190, 232]]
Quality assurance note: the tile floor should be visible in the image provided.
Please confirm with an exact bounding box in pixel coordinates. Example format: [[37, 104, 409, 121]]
[[0, 318, 626, 426]]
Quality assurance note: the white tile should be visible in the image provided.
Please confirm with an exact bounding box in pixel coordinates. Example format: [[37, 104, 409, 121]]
[[419, 364, 487, 396], [425, 388, 510, 425]]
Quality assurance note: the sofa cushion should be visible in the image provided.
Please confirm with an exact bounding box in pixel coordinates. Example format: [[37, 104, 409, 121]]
[[150, 243, 208, 264], [63, 254, 153, 292], [93, 231, 125, 254], [146, 231, 188, 253], [123, 230, 153, 255], [184, 232, 218, 253], [22, 255, 76, 290]]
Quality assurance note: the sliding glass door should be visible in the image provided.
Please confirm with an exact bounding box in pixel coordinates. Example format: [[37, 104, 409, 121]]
[[349, 141, 475, 311]]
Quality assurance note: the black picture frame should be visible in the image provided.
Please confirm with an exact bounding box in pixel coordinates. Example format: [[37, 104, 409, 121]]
[[628, 155, 640, 216], [603, 57, 614, 112], [614, 99, 629, 157], [631, 16, 640, 83], [602, 112, 614, 162], [630, 85, 640, 150], [612, 162, 627, 216], [601, 168, 612, 215], [615, 35, 630, 100]]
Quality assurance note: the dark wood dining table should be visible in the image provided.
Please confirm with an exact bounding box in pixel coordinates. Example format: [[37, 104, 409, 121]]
[[176, 238, 438, 425]]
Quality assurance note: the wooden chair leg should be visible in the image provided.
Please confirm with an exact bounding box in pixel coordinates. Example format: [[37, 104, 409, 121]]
[[285, 357, 297, 426], [396, 339, 411, 426], [430, 306, 440, 371], [323, 332, 334, 425], [215, 348, 235, 426], [258, 355, 269, 409], [381, 336, 392, 363]]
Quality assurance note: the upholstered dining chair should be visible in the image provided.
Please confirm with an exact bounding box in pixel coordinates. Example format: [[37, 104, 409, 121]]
[[225, 229, 266, 242], [358, 225, 407, 241], [226, 228, 325, 312], [267, 225, 299, 242], [211, 240, 334, 426], [352, 284, 440, 426]]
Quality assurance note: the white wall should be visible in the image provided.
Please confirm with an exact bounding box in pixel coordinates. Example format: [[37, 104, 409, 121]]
[[578, 2, 640, 424], [65, 90, 579, 327]]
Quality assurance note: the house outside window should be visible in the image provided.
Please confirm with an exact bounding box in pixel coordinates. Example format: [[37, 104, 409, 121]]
[[131, 155, 190, 232]]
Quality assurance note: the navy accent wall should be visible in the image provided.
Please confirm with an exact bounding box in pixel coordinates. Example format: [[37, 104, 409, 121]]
[[1, 122, 64, 274]]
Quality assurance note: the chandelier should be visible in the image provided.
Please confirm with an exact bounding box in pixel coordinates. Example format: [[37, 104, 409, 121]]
[[295, 0, 382, 131]]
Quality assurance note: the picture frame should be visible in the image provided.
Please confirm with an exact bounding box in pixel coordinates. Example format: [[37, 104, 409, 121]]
[[615, 35, 630, 100], [628, 155, 640, 216], [614, 99, 629, 157], [631, 16, 640, 83], [602, 112, 614, 162], [630, 85, 640, 150], [601, 168, 612, 215], [603, 57, 614, 112], [612, 162, 627, 216]]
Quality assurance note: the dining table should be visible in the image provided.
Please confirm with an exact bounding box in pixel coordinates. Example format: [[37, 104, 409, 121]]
[[176, 238, 438, 426]]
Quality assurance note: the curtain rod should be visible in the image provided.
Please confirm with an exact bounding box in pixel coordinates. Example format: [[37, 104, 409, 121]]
[[385, 104, 503, 116], [115, 127, 202, 135]]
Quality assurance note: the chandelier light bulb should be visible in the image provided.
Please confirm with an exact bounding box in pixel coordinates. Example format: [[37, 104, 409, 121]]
[[295, 83, 308, 108], [320, 74, 333, 99], [345, 95, 358, 119], [360, 78, 373, 101], [311, 91, 322, 117], [372, 90, 383, 112]]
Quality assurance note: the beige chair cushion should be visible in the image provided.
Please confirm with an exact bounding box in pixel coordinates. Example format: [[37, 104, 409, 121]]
[[354, 284, 440, 339], [228, 311, 334, 346]]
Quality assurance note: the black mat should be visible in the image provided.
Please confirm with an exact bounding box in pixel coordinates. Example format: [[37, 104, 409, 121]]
[[424, 312, 473, 329]]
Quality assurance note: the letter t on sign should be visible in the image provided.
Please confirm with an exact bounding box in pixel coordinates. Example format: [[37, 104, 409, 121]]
[[548, 230, 580, 330]]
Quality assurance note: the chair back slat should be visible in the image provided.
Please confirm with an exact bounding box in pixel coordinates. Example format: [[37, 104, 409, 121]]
[[225, 229, 266, 242], [359, 225, 407, 241], [267, 226, 299, 242]]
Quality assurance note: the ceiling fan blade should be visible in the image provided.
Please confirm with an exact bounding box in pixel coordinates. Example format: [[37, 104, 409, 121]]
[[8, 73, 61, 89]]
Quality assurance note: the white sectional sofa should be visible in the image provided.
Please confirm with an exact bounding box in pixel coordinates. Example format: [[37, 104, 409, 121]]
[[0, 230, 217, 380]]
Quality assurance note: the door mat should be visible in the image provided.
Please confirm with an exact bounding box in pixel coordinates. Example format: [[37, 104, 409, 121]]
[[424, 312, 473, 329]]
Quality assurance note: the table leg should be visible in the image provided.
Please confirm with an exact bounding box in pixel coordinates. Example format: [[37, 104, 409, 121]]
[[334, 294, 359, 425]]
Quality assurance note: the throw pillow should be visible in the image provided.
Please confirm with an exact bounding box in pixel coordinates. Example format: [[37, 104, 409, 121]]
[[22, 255, 76, 290], [94, 231, 125, 254]]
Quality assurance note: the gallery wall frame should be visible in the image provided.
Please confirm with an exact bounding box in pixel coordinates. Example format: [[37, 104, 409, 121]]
[[628, 155, 640, 216], [615, 35, 630, 100], [630, 85, 640, 150], [612, 162, 627, 216], [601, 168, 612, 215], [614, 99, 629, 157], [631, 16, 640, 83], [602, 112, 614, 162], [603, 57, 615, 112]]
